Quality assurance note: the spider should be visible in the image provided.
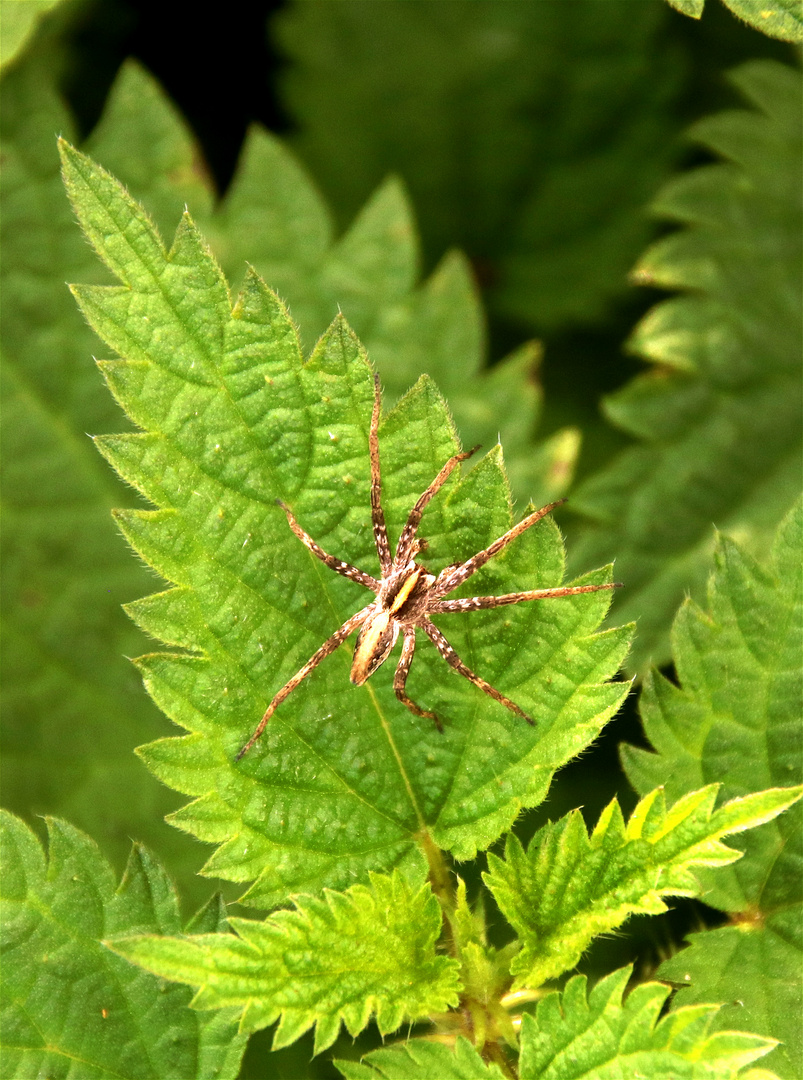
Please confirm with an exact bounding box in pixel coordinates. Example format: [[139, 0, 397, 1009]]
[[237, 375, 620, 759]]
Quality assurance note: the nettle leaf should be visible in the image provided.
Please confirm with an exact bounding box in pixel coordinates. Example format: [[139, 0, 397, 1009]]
[[0, 19, 204, 878], [110, 871, 460, 1054], [664, 0, 802, 42], [571, 60, 802, 671], [0, 811, 246, 1080], [273, 0, 684, 332], [2, 45, 564, 882], [334, 1036, 505, 1080], [101, 59, 561, 505], [485, 784, 801, 990], [204, 85, 565, 505], [517, 967, 778, 1080], [623, 499, 803, 1078], [60, 140, 631, 907]]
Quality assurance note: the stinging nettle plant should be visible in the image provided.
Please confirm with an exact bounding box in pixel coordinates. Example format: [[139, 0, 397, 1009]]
[[11, 136, 796, 1079]]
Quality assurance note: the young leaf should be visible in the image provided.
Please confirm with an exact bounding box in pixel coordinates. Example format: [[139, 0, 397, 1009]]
[[623, 499, 803, 1078], [450, 879, 519, 1050], [571, 60, 802, 671], [485, 784, 802, 989], [109, 871, 460, 1055], [517, 967, 778, 1080], [0, 811, 246, 1080], [60, 139, 631, 906], [665, 0, 802, 42], [335, 1036, 506, 1080]]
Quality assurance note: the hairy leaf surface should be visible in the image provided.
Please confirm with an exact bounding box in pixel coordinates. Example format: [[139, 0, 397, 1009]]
[[60, 140, 630, 906], [665, 0, 803, 41], [623, 499, 802, 1077], [485, 784, 801, 989], [202, 88, 566, 505], [517, 967, 777, 1080], [0, 811, 246, 1080], [1, 48, 560, 889], [571, 60, 802, 671], [335, 1037, 505, 1079], [339, 969, 781, 1079], [111, 871, 459, 1054]]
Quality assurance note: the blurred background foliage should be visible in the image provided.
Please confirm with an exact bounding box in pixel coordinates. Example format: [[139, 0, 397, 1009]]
[[1, 2, 799, 1077]]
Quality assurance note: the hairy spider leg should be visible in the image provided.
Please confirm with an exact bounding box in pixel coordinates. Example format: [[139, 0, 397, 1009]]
[[414, 500, 621, 724], [237, 605, 375, 759], [276, 499, 380, 592], [429, 582, 621, 614], [422, 618, 533, 722], [432, 499, 568, 598], [368, 373, 479, 572], [369, 374, 393, 574], [432, 498, 621, 604], [392, 628, 442, 729], [393, 443, 481, 568]]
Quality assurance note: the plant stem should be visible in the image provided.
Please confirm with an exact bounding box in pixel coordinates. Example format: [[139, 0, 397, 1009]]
[[417, 827, 457, 951]]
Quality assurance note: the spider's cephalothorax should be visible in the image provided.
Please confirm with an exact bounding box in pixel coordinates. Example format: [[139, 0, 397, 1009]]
[[237, 375, 621, 759]]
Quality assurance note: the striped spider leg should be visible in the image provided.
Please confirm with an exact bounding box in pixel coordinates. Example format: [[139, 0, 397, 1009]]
[[237, 375, 621, 759]]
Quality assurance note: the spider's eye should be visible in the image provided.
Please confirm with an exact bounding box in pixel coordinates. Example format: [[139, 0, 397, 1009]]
[[350, 612, 399, 686]]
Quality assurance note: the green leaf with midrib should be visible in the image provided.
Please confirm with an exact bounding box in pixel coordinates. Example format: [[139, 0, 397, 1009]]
[[61, 138, 631, 909]]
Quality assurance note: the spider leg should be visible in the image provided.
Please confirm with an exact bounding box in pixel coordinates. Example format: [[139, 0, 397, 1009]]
[[369, 374, 393, 575], [237, 605, 376, 759], [394, 443, 481, 566], [277, 500, 380, 592], [429, 581, 621, 613], [433, 499, 566, 597], [422, 618, 533, 724], [393, 628, 443, 731]]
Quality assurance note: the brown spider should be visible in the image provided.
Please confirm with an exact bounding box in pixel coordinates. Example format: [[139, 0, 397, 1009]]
[[238, 375, 620, 759]]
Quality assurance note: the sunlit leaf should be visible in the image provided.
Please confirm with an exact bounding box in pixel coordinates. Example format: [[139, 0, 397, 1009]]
[[60, 140, 631, 907]]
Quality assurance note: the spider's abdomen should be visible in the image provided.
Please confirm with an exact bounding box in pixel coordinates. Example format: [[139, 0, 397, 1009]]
[[351, 611, 400, 686]]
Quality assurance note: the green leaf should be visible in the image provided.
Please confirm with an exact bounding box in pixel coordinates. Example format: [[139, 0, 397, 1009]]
[[518, 967, 778, 1079], [208, 109, 564, 505], [0, 0, 64, 69], [1, 47, 560, 887], [665, 0, 803, 41], [3, 46, 561, 889], [335, 1036, 506, 1080], [60, 139, 631, 905], [723, 0, 803, 40], [84, 59, 550, 502], [110, 871, 460, 1055], [0, 23, 204, 881], [485, 784, 801, 989], [571, 60, 802, 672], [449, 879, 519, 1049], [623, 499, 803, 1078], [0, 810, 246, 1080], [665, 0, 705, 16], [273, 0, 685, 332]]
